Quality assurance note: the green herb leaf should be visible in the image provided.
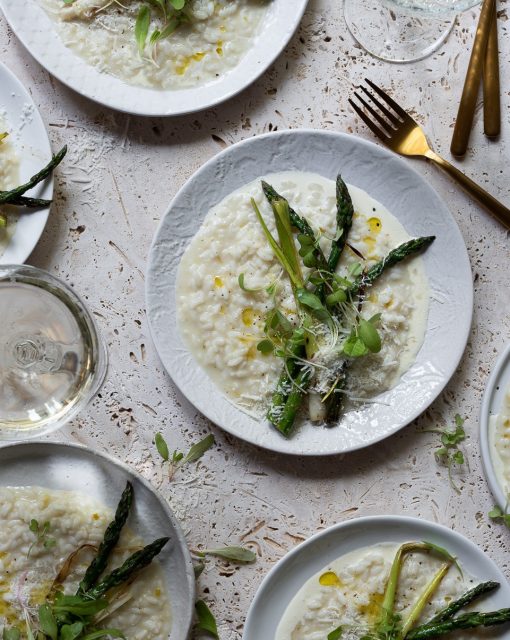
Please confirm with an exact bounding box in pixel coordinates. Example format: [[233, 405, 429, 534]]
[[358, 318, 382, 353], [60, 623, 84, 640], [422, 540, 462, 575], [172, 450, 184, 463], [257, 339, 274, 355], [489, 506, 504, 519], [195, 600, 219, 639], [2, 629, 21, 640], [296, 289, 325, 312], [53, 594, 108, 616], [38, 605, 57, 640], [29, 519, 39, 533], [193, 561, 206, 578], [202, 546, 256, 563], [326, 288, 347, 306], [169, 0, 185, 8], [343, 335, 368, 358], [327, 627, 343, 640], [183, 434, 215, 464], [135, 6, 151, 55], [348, 262, 363, 277], [155, 432, 170, 462]]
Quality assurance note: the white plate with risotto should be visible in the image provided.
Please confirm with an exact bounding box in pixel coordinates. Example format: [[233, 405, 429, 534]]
[[0, 441, 195, 640], [146, 129, 473, 456], [0, 0, 308, 116], [0, 62, 53, 264], [243, 516, 510, 640], [480, 343, 510, 509]]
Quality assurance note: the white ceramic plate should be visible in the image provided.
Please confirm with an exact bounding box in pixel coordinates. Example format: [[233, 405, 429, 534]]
[[0, 441, 195, 640], [480, 343, 510, 508], [0, 62, 53, 264], [0, 0, 308, 116], [243, 515, 510, 640], [146, 130, 473, 456]]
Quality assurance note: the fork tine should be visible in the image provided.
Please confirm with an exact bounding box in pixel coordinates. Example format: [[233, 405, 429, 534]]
[[365, 78, 411, 122], [360, 87, 400, 126], [348, 98, 389, 141], [353, 91, 394, 133]]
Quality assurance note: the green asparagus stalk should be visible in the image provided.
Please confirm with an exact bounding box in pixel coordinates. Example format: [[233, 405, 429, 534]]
[[424, 581, 500, 625], [267, 329, 306, 430], [271, 365, 313, 437], [3, 195, 52, 208], [347, 236, 435, 298], [327, 175, 354, 273], [85, 537, 170, 599], [0, 146, 67, 205], [78, 481, 134, 594], [407, 609, 510, 639]]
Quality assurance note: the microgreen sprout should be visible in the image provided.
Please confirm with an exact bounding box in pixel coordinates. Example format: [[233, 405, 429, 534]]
[[27, 519, 56, 558], [488, 503, 510, 528], [427, 414, 467, 493], [154, 432, 214, 479]]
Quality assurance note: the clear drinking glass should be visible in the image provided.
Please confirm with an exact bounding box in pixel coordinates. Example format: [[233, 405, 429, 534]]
[[344, 0, 481, 63], [0, 264, 107, 440]]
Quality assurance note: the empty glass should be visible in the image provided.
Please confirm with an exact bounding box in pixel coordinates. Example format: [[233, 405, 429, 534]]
[[344, 0, 481, 63]]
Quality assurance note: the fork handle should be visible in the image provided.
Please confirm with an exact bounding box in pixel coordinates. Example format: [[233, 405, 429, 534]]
[[425, 150, 510, 229]]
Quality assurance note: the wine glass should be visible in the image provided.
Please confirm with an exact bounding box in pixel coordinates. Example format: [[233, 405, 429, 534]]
[[0, 264, 107, 440], [344, 0, 481, 63]]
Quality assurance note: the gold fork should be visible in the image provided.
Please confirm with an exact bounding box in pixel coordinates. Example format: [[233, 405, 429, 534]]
[[349, 79, 510, 229]]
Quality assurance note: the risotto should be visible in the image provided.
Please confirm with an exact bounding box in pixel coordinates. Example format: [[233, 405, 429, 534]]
[[0, 486, 172, 639], [0, 123, 20, 257], [276, 542, 476, 640], [38, 0, 270, 90], [176, 171, 430, 419], [489, 382, 510, 497]]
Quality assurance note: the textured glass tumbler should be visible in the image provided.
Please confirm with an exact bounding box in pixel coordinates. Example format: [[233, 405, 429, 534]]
[[344, 0, 481, 63]]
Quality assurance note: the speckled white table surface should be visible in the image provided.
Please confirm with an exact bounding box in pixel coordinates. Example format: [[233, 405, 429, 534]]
[[1, 1, 510, 637]]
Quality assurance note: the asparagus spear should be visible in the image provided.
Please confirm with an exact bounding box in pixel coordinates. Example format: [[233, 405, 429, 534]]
[[78, 481, 134, 594], [327, 175, 354, 273], [346, 236, 435, 298], [271, 365, 313, 437], [267, 329, 306, 430], [424, 581, 500, 624], [261, 180, 328, 269], [3, 195, 52, 208], [85, 537, 170, 599], [406, 609, 510, 639], [0, 145, 67, 205]]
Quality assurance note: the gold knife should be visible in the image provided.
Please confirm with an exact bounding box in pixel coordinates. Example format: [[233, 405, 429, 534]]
[[451, 0, 495, 157]]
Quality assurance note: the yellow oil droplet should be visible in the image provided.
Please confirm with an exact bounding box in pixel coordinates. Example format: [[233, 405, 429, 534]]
[[175, 58, 191, 75], [368, 217, 382, 234], [219, 304, 225, 315], [242, 307, 254, 326], [214, 276, 224, 288], [42, 494, 50, 508], [363, 235, 377, 252], [219, 24, 226, 32], [384, 295, 393, 308], [192, 52, 205, 61], [319, 571, 342, 587], [154, 587, 162, 597], [30, 581, 52, 606], [246, 344, 257, 360], [216, 40, 224, 56], [358, 592, 384, 623], [92, 512, 100, 521]]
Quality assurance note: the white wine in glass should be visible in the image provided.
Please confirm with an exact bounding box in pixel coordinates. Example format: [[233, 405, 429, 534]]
[[0, 265, 107, 440], [344, 0, 481, 63]]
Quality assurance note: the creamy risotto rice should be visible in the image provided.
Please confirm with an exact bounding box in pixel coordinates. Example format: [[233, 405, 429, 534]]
[[276, 542, 476, 640], [0, 486, 172, 639], [39, 0, 270, 90], [176, 171, 430, 419], [0, 122, 20, 257]]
